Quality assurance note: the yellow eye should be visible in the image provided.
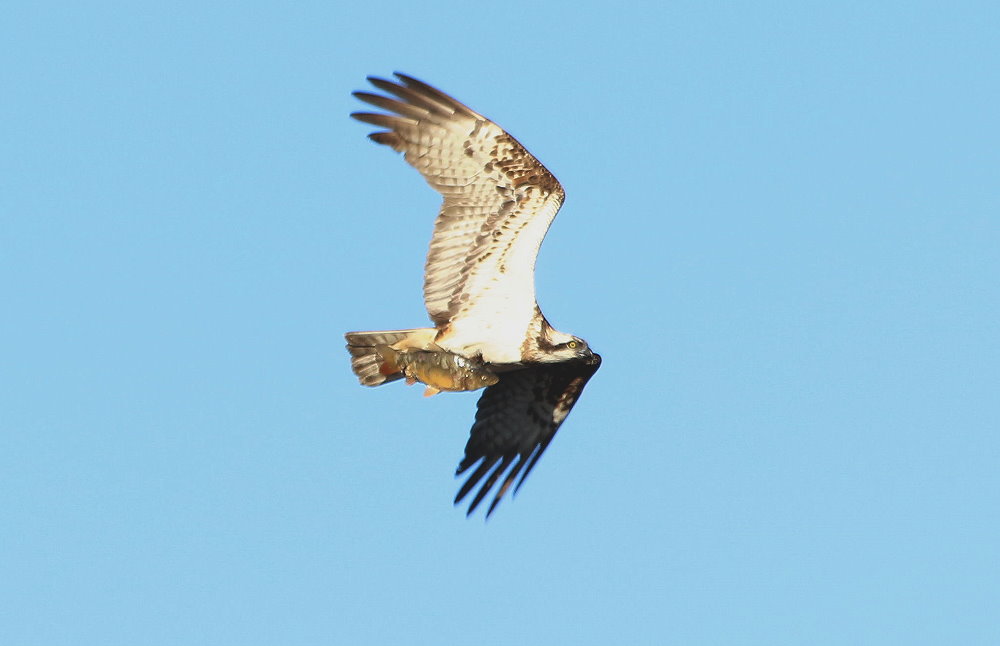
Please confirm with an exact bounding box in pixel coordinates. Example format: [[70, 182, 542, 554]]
[[567, 341, 578, 349]]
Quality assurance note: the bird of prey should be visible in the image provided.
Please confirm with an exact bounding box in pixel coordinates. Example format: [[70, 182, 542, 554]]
[[345, 73, 601, 517]]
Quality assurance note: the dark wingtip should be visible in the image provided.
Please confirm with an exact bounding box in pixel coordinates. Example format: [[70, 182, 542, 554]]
[[393, 72, 428, 90], [485, 496, 502, 518], [454, 458, 493, 505], [368, 132, 396, 145], [392, 72, 433, 91]]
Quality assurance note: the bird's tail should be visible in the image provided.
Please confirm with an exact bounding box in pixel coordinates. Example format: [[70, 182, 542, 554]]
[[344, 328, 438, 387]]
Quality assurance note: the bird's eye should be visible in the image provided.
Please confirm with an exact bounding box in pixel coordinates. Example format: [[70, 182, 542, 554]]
[[567, 341, 578, 349]]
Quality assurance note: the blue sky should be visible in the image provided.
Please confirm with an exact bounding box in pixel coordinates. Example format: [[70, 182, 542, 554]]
[[3, 1, 998, 644]]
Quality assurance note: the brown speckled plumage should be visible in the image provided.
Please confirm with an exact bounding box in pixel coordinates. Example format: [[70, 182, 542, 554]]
[[345, 73, 599, 517]]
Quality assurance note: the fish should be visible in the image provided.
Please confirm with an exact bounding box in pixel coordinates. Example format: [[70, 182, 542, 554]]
[[375, 346, 499, 396]]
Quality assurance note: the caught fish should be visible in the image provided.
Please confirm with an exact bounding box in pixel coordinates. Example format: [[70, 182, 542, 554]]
[[376, 346, 498, 396]]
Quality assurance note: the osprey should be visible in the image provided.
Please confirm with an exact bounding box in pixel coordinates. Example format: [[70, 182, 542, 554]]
[[345, 73, 601, 517]]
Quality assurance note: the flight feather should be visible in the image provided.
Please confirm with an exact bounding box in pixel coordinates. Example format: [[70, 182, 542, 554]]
[[352, 73, 565, 330]]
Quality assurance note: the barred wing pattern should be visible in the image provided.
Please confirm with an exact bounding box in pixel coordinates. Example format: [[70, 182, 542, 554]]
[[351, 73, 565, 329], [455, 354, 602, 517]]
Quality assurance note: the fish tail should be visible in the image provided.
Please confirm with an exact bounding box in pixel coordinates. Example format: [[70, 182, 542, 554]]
[[344, 328, 436, 387]]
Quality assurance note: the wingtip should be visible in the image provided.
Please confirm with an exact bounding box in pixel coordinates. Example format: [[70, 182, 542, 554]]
[[393, 71, 425, 88], [392, 72, 433, 90], [454, 492, 479, 518], [485, 499, 502, 518], [368, 132, 399, 146]]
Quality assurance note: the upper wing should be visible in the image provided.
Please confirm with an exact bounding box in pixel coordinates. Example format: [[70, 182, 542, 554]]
[[454, 354, 602, 517], [352, 73, 565, 328]]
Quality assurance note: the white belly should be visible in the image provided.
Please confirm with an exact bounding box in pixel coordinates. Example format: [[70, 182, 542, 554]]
[[436, 312, 531, 364]]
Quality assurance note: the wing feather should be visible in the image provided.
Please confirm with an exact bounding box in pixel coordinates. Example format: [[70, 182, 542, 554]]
[[455, 354, 602, 517], [352, 73, 565, 329]]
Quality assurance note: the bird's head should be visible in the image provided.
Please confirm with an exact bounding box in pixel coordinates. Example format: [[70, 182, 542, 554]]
[[539, 328, 595, 363]]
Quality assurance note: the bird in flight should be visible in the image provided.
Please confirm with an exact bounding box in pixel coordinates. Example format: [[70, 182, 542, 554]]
[[345, 73, 601, 517]]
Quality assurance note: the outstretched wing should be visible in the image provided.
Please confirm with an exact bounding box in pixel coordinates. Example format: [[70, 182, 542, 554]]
[[352, 73, 565, 329], [454, 354, 602, 517]]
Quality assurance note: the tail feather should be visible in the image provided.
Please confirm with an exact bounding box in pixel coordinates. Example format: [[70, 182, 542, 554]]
[[344, 328, 437, 387]]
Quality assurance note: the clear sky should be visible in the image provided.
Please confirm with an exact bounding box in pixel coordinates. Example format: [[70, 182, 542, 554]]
[[3, 1, 998, 644]]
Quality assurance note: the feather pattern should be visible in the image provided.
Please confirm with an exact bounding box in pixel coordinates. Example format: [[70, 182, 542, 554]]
[[455, 354, 602, 517], [352, 74, 565, 352], [347, 73, 601, 517]]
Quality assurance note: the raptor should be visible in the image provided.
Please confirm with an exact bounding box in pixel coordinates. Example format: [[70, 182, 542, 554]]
[[346, 73, 601, 517]]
